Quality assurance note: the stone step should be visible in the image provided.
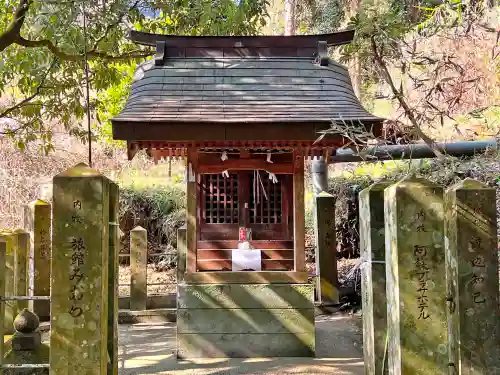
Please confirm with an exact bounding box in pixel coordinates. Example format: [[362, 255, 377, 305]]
[[36, 305, 339, 328], [118, 308, 177, 324]]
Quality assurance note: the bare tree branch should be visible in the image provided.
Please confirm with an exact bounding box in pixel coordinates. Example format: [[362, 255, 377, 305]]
[[370, 36, 444, 158]]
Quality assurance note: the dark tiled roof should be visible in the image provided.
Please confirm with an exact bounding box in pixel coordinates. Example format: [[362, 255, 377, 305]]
[[112, 56, 381, 124]]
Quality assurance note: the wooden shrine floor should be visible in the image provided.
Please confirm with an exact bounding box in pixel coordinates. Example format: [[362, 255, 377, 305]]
[[118, 313, 364, 375]]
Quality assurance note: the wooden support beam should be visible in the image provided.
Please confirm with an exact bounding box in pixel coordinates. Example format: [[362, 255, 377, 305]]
[[197, 160, 293, 174], [293, 150, 305, 272], [186, 148, 198, 275]]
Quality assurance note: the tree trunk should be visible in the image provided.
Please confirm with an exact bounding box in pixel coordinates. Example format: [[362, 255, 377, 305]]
[[349, 0, 361, 98], [284, 0, 296, 36]]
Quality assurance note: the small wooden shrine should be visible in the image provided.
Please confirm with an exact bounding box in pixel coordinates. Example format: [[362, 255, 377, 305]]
[[112, 30, 382, 358]]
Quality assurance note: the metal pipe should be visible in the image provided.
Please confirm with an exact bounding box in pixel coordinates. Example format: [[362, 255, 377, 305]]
[[329, 139, 497, 163], [311, 157, 328, 196]]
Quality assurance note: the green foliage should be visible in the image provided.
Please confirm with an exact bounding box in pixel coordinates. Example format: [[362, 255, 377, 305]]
[[0, 0, 269, 150], [119, 183, 186, 254], [295, 0, 345, 35]]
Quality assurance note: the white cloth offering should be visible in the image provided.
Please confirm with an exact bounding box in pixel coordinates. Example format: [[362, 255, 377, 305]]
[[232, 249, 262, 271]]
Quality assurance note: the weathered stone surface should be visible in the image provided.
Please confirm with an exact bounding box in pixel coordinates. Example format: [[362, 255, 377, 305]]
[[0, 238, 7, 340], [24, 200, 51, 320], [130, 226, 147, 311], [50, 163, 109, 374], [315, 192, 339, 305], [178, 284, 314, 309], [14, 230, 29, 312], [177, 308, 314, 334], [445, 178, 500, 374], [14, 308, 39, 333], [384, 178, 448, 375], [1, 232, 19, 334], [12, 330, 41, 351], [177, 283, 315, 358], [177, 332, 315, 358], [359, 182, 390, 375], [4, 343, 49, 375], [107, 182, 119, 375]]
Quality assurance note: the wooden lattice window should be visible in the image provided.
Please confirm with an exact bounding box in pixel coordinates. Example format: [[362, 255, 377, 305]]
[[202, 173, 239, 224], [250, 173, 282, 224]]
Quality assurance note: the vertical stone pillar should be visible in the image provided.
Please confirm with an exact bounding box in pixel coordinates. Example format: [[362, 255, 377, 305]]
[[359, 182, 390, 375], [384, 178, 448, 374], [315, 192, 339, 305], [130, 226, 147, 311], [445, 178, 500, 373], [13, 230, 29, 312], [177, 226, 187, 284], [107, 182, 119, 375], [50, 163, 109, 374], [0, 238, 6, 356], [0, 232, 17, 334], [23, 200, 51, 320]]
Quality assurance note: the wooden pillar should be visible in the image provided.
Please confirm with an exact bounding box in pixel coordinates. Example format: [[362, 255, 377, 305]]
[[384, 178, 448, 374], [315, 192, 339, 305], [177, 226, 187, 283], [130, 226, 147, 311], [23, 200, 51, 320], [186, 149, 198, 274], [445, 179, 500, 372], [50, 163, 110, 374], [293, 151, 305, 272], [107, 182, 119, 375]]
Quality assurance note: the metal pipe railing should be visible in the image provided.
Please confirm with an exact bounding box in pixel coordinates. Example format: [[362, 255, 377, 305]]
[[329, 139, 497, 163]]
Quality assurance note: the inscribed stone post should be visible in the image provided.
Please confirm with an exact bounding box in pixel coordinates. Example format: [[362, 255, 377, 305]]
[[359, 182, 390, 375], [384, 178, 448, 375], [107, 182, 119, 375], [130, 226, 147, 311], [315, 192, 339, 305], [0, 232, 17, 334], [23, 200, 51, 319], [445, 179, 500, 374], [13, 230, 29, 312], [50, 163, 110, 375]]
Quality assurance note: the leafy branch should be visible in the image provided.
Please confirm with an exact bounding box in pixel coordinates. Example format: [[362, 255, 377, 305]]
[[0, 58, 58, 120], [0, 0, 154, 60]]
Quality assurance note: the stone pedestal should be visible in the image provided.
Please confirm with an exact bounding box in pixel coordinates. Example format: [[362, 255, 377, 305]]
[[4, 309, 47, 375], [24, 200, 51, 320], [384, 179, 448, 374], [359, 182, 390, 375], [177, 283, 315, 358], [50, 163, 110, 374], [445, 179, 500, 374]]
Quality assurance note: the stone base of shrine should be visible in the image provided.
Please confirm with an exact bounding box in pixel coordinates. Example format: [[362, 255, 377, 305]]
[[176, 283, 315, 358]]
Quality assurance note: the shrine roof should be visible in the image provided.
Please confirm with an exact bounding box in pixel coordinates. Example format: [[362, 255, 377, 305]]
[[111, 31, 383, 152]]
